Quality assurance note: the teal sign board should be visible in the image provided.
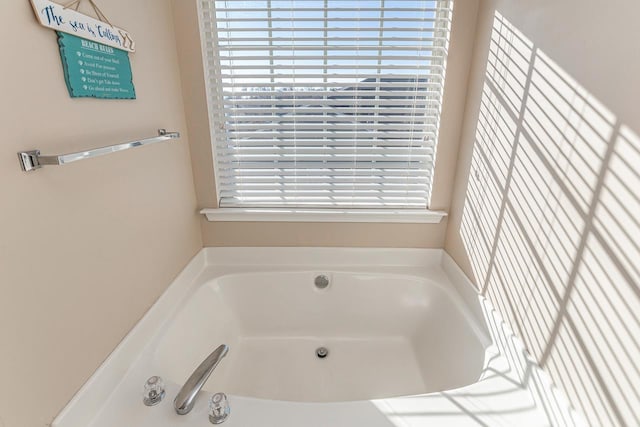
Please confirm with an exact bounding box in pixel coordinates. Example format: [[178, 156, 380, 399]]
[[57, 32, 136, 99]]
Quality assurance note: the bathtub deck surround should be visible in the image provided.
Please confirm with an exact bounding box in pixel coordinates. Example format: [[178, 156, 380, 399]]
[[52, 248, 584, 427]]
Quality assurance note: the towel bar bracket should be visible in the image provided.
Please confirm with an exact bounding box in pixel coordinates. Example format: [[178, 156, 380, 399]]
[[18, 150, 42, 172], [18, 129, 180, 172]]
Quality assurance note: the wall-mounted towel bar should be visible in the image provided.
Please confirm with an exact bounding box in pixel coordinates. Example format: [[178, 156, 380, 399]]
[[18, 129, 180, 172]]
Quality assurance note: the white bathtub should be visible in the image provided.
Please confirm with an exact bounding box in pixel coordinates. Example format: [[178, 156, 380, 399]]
[[156, 270, 487, 403], [54, 248, 584, 427]]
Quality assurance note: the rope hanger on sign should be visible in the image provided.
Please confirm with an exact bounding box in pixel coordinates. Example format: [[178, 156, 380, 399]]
[[63, 0, 114, 27]]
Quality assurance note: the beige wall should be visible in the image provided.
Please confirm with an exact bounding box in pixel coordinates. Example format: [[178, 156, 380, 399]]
[[174, 0, 479, 247], [0, 1, 202, 426], [445, 0, 640, 424]]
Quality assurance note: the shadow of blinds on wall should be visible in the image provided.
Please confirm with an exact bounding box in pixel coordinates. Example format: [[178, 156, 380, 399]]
[[199, 0, 453, 208]]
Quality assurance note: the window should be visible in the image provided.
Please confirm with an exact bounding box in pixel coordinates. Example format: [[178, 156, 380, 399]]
[[199, 0, 453, 209]]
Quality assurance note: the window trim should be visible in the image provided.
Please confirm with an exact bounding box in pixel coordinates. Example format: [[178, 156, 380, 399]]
[[200, 208, 447, 223], [198, 0, 454, 212]]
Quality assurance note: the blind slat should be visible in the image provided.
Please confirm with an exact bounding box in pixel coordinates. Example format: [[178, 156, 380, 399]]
[[214, 81, 442, 88], [221, 98, 443, 107], [208, 26, 448, 32], [216, 37, 444, 42], [217, 54, 444, 61], [215, 140, 437, 148], [217, 169, 433, 177], [216, 161, 431, 170], [216, 63, 445, 70]]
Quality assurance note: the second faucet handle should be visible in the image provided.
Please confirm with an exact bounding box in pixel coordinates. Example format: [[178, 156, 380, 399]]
[[209, 392, 230, 424]]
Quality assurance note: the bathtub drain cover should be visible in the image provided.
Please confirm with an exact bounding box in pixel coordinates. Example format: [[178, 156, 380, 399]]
[[316, 347, 329, 359], [314, 275, 330, 289]]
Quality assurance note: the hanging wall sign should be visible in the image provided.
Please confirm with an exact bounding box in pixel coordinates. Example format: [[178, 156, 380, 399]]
[[30, 0, 136, 99], [58, 32, 136, 99], [30, 0, 135, 52]]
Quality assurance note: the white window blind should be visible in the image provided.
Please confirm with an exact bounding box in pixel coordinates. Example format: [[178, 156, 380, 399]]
[[199, 0, 453, 208]]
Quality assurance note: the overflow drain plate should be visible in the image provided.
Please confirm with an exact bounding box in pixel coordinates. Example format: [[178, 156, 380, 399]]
[[316, 347, 329, 359]]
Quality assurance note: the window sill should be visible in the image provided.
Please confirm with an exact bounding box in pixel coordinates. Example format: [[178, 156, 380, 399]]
[[200, 208, 447, 224]]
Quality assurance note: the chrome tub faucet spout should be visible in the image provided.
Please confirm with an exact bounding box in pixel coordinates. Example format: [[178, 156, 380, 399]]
[[174, 344, 229, 415]]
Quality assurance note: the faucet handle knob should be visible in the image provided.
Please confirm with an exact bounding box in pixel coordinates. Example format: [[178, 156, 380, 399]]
[[143, 376, 166, 406], [209, 392, 230, 424]]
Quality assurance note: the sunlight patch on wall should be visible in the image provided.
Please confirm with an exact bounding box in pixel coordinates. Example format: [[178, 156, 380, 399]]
[[460, 11, 639, 427]]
